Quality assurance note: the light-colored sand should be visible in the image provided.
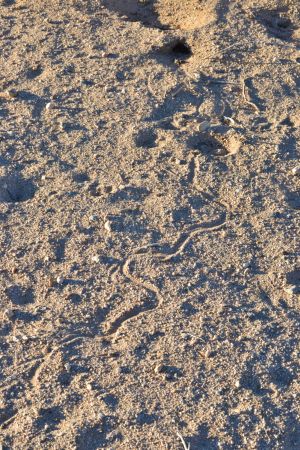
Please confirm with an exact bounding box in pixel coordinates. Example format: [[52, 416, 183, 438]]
[[0, 0, 299, 448]]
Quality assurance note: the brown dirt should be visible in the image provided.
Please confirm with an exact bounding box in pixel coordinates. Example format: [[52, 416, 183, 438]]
[[0, 0, 299, 449]]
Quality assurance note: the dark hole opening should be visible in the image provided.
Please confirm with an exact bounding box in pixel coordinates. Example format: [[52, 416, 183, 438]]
[[172, 41, 192, 56]]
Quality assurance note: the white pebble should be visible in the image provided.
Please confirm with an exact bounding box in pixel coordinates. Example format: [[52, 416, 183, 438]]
[[56, 276, 64, 285], [104, 221, 112, 232], [291, 166, 300, 176], [92, 255, 100, 263], [284, 285, 299, 295]]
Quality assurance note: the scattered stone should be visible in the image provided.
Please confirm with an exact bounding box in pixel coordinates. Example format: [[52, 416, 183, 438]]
[[45, 102, 54, 110], [56, 276, 64, 285], [3, 309, 14, 320], [198, 120, 211, 132], [175, 158, 186, 165], [92, 255, 100, 263], [89, 214, 97, 221], [154, 364, 183, 381], [284, 285, 300, 295], [104, 221, 112, 232], [291, 166, 300, 176], [223, 116, 236, 126], [154, 364, 164, 374], [6, 89, 18, 99]]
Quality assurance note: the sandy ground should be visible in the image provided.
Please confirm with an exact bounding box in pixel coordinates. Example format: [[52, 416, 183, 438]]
[[0, 0, 299, 448]]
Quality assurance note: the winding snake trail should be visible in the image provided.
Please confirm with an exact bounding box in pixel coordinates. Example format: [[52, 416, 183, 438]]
[[105, 212, 227, 336]]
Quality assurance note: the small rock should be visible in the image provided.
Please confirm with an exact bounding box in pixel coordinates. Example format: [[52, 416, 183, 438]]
[[92, 255, 100, 263], [89, 214, 97, 221], [154, 364, 164, 374], [198, 120, 211, 132], [56, 276, 64, 285], [223, 116, 236, 126], [6, 89, 18, 99], [291, 166, 300, 176], [3, 309, 14, 320], [154, 364, 182, 381], [175, 158, 186, 165], [284, 285, 300, 295], [104, 221, 112, 232], [45, 102, 54, 110]]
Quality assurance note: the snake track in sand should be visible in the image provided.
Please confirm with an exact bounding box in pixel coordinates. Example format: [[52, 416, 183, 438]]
[[105, 213, 227, 336]]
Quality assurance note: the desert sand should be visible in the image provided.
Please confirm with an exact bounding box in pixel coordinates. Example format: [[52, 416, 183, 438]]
[[0, 0, 299, 448]]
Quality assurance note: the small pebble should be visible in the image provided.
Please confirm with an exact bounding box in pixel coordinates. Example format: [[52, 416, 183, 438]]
[[92, 255, 100, 263], [45, 102, 54, 110], [291, 166, 300, 176], [3, 309, 14, 320], [6, 89, 18, 98], [56, 276, 64, 285], [175, 158, 186, 165], [284, 285, 300, 295], [154, 364, 164, 374], [198, 120, 211, 132], [104, 221, 112, 232]]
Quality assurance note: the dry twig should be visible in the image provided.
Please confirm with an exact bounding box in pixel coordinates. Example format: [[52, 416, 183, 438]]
[[177, 432, 191, 450]]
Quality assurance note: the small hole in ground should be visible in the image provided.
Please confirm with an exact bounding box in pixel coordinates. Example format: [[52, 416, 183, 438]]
[[157, 38, 192, 61], [171, 41, 192, 56]]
